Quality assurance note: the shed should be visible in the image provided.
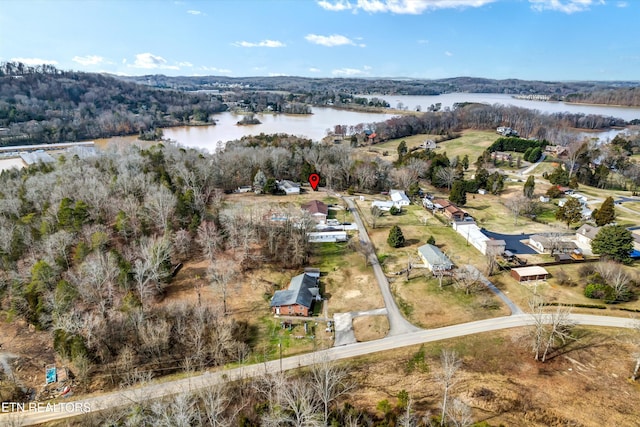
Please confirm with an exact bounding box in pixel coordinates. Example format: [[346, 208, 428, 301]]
[[511, 266, 549, 282]]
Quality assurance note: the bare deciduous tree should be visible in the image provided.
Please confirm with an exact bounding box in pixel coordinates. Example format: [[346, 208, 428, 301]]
[[437, 349, 461, 426], [208, 258, 239, 315], [310, 355, 354, 425], [446, 397, 472, 427], [529, 298, 576, 362], [196, 220, 223, 262], [435, 166, 457, 190], [505, 195, 528, 226], [595, 260, 631, 302]]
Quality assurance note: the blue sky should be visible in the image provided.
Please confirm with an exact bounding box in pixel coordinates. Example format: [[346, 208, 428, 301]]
[[1, 0, 638, 80]]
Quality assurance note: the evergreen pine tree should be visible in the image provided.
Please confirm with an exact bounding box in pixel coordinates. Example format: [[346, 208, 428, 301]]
[[523, 175, 535, 198], [449, 180, 467, 206], [387, 225, 405, 248], [594, 196, 616, 226]]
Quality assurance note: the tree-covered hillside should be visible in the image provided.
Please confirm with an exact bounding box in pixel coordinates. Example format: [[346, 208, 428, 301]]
[[0, 62, 227, 145]]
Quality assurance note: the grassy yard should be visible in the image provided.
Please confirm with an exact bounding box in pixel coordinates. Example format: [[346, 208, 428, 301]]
[[391, 274, 510, 328], [433, 130, 497, 160], [492, 261, 640, 315]]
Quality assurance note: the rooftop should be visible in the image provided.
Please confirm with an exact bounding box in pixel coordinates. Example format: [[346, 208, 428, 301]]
[[512, 266, 549, 276], [270, 273, 319, 309]]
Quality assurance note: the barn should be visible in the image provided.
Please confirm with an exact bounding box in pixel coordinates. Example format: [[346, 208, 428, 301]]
[[511, 266, 549, 282]]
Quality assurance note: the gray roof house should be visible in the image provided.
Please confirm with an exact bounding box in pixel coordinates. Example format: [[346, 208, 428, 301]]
[[417, 244, 453, 272], [270, 273, 321, 316], [575, 224, 600, 246]]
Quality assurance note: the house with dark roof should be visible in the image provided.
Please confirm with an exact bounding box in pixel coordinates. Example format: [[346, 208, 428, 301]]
[[575, 224, 600, 246], [302, 200, 328, 223], [270, 273, 321, 316]]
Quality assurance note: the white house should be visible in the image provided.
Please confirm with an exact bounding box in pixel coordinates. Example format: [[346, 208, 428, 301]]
[[390, 189, 410, 207], [307, 231, 348, 243], [453, 221, 506, 255], [371, 200, 394, 211], [575, 224, 600, 246], [278, 180, 301, 195], [417, 244, 453, 272]]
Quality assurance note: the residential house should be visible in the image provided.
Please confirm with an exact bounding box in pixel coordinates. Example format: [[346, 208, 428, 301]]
[[452, 221, 506, 255], [422, 198, 434, 210], [575, 224, 600, 247], [390, 189, 410, 207], [491, 151, 512, 162], [444, 205, 466, 222], [307, 231, 348, 243], [277, 180, 301, 195], [423, 139, 436, 150], [371, 200, 394, 211], [529, 234, 578, 254], [496, 126, 519, 137], [19, 150, 55, 167], [432, 199, 451, 211], [270, 273, 321, 316], [511, 266, 549, 282], [545, 145, 568, 158], [417, 244, 453, 272], [302, 200, 328, 224]]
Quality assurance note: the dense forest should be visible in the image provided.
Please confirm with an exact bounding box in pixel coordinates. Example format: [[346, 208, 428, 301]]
[[119, 74, 639, 97], [0, 142, 317, 398], [0, 62, 227, 145], [565, 87, 640, 108]]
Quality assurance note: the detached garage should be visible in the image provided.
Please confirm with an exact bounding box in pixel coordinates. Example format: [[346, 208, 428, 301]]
[[511, 266, 549, 282]]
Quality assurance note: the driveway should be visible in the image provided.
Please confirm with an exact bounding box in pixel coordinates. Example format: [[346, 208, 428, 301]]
[[481, 230, 537, 254], [344, 197, 421, 336]]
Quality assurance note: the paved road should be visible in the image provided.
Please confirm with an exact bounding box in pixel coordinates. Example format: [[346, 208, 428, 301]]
[[3, 313, 636, 426], [344, 197, 421, 336], [519, 153, 547, 176]]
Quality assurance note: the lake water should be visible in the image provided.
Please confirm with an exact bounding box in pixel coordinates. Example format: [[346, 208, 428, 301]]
[[376, 93, 640, 122], [101, 94, 640, 152]]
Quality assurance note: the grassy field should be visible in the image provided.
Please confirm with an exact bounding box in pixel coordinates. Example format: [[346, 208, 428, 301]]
[[347, 327, 640, 426], [434, 130, 497, 160], [492, 261, 640, 314]]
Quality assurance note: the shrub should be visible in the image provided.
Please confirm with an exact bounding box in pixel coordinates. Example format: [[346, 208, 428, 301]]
[[584, 283, 614, 301]]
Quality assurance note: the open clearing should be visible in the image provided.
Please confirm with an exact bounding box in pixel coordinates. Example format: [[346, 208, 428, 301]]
[[348, 327, 640, 426]]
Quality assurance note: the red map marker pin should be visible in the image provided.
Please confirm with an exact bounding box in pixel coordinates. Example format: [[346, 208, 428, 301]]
[[308, 173, 320, 191]]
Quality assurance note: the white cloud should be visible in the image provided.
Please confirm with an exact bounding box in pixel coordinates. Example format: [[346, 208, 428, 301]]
[[187, 9, 201, 15], [232, 39, 285, 48], [616, 1, 628, 7], [72, 55, 104, 66], [332, 67, 366, 76], [445, 51, 453, 56], [417, 39, 429, 44], [10, 57, 58, 66], [131, 53, 179, 70], [178, 61, 193, 67], [317, 0, 353, 11], [309, 67, 321, 72], [529, 0, 603, 13], [200, 66, 232, 74], [363, 65, 372, 70], [269, 72, 287, 77], [318, 0, 496, 14], [305, 34, 359, 47]]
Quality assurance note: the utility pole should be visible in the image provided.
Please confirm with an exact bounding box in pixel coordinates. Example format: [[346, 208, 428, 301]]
[[279, 336, 283, 372]]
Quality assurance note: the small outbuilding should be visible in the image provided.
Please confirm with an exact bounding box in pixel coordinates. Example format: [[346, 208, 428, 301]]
[[511, 266, 549, 282]]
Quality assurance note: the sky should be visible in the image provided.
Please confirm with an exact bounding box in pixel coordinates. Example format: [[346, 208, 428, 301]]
[[1, 0, 639, 81]]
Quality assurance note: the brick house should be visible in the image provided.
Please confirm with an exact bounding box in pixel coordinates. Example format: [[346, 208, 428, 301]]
[[270, 273, 321, 316]]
